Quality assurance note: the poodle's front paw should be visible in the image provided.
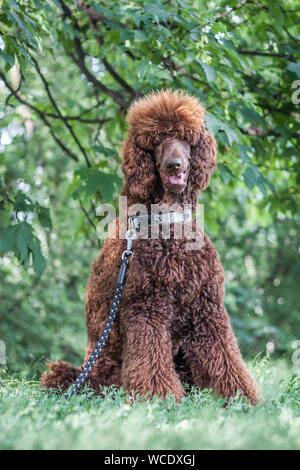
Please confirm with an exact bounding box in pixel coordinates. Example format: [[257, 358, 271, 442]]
[[124, 374, 184, 402]]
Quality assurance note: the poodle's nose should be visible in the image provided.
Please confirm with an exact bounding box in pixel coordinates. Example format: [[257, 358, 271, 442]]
[[164, 158, 183, 173]]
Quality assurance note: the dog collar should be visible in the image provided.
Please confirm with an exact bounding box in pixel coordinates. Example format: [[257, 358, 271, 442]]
[[128, 208, 192, 231]]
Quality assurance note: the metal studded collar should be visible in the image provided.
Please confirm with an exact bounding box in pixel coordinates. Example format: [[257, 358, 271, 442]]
[[128, 209, 192, 231]]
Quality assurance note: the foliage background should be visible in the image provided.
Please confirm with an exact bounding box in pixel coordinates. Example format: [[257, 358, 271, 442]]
[[0, 0, 299, 379]]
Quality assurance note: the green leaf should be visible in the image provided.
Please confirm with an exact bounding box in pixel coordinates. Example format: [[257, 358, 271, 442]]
[[206, 113, 224, 135], [72, 167, 122, 202], [269, 3, 284, 28], [30, 238, 46, 276], [224, 125, 239, 146], [206, 113, 239, 145], [16, 222, 33, 262], [0, 222, 45, 275], [197, 59, 216, 82], [243, 164, 273, 197], [134, 30, 148, 42], [218, 163, 234, 185], [238, 102, 266, 130], [86, 169, 122, 202], [143, 0, 172, 21], [14, 191, 33, 213], [0, 225, 18, 252], [237, 144, 252, 164], [0, 51, 15, 67], [37, 206, 52, 230], [287, 63, 300, 78]]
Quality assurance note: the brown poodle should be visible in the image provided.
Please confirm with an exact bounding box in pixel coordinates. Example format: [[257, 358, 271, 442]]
[[41, 90, 261, 404]]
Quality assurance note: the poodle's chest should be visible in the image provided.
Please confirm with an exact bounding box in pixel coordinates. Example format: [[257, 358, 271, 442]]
[[127, 237, 210, 294]]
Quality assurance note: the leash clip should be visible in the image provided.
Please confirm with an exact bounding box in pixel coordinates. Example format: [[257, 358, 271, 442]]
[[121, 224, 137, 260]]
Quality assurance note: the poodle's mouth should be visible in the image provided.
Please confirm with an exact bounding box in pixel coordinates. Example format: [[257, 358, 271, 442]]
[[158, 165, 189, 195], [168, 170, 187, 186]]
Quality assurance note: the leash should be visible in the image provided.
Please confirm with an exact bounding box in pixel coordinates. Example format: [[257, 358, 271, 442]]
[[64, 209, 191, 399], [64, 227, 136, 399]]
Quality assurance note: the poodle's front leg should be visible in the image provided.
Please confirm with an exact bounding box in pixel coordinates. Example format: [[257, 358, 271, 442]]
[[184, 297, 261, 404], [121, 304, 184, 401]]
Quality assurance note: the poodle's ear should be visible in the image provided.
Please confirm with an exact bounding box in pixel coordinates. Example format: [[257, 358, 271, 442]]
[[189, 128, 217, 192], [121, 137, 156, 202]]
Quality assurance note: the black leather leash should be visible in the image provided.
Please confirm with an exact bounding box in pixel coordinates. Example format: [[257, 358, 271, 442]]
[[64, 227, 136, 399]]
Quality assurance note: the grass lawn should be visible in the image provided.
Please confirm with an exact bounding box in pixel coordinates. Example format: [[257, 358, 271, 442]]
[[0, 358, 299, 450]]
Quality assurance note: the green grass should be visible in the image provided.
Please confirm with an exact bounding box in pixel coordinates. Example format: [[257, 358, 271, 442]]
[[0, 359, 300, 450]]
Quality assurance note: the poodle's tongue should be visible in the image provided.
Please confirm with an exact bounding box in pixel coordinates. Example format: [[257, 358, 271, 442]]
[[169, 173, 184, 185]]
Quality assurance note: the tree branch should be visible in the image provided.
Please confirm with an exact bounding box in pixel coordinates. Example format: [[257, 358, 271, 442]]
[[58, 0, 129, 109], [0, 69, 79, 162], [283, 26, 300, 43], [70, 38, 129, 109], [255, 102, 298, 118], [237, 49, 294, 59], [241, 126, 299, 139], [216, 0, 249, 21], [82, 6, 136, 96], [31, 56, 92, 167], [43, 111, 108, 125], [5, 72, 24, 106], [79, 199, 97, 230]]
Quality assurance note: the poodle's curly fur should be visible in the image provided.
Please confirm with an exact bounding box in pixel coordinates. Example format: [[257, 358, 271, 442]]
[[41, 90, 261, 404]]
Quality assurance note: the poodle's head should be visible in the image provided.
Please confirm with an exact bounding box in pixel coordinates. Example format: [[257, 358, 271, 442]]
[[121, 89, 217, 204]]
